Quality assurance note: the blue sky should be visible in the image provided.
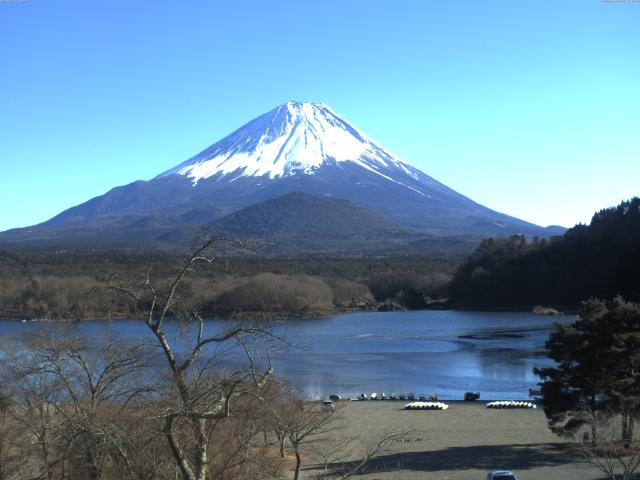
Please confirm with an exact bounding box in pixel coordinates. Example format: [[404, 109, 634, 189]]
[[1, 0, 638, 231]]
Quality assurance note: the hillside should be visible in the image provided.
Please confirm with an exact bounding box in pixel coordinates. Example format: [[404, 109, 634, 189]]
[[449, 197, 640, 309], [211, 192, 404, 237]]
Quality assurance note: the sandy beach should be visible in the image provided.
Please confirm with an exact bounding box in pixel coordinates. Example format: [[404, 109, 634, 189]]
[[302, 401, 601, 480]]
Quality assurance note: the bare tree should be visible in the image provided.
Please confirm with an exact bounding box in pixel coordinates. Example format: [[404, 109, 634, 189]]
[[575, 409, 640, 480], [1, 338, 62, 480], [267, 398, 336, 480], [0, 393, 20, 480], [258, 380, 301, 458], [102, 237, 278, 480], [288, 408, 334, 480], [0, 329, 157, 480], [307, 429, 411, 480], [0, 238, 291, 480]]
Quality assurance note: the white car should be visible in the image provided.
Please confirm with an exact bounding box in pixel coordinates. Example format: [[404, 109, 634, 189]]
[[321, 400, 335, 412], [486, 470, 517, 480]]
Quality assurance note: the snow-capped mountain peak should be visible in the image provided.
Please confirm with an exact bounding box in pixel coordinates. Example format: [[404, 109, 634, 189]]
[[12, 102, 556, 243], [158, 101, 419, 186]]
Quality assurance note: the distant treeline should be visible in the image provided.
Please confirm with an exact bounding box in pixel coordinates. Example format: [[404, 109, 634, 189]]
[[7, 198, 635, 319], [449, 197, 640, 310], [0, 252, 457, 320]]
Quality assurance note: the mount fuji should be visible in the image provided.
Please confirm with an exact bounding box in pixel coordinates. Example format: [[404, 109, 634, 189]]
[[159, 102, 429, 189], [0, 101, 563, 252]]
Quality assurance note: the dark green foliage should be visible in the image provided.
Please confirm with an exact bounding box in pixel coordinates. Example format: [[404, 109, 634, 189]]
[[535, 297, 640, 439], [450, 197, 640, 309]]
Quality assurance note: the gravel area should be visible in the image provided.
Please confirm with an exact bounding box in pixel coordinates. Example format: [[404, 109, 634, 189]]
[[302, 401, 602, 480]]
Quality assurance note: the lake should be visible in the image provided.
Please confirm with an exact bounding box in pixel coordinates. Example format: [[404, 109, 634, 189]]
[[0, 310, 564, 401]]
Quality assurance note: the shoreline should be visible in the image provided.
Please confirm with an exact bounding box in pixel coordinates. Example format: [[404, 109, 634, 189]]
[[0, 305, 572, 324], [327, 398, 541, 404]]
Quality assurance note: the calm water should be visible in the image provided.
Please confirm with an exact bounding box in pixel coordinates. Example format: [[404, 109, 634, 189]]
[[0, 310, 565, 400]]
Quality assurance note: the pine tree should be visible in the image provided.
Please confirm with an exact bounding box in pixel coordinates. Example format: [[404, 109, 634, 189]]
[[535, 297, 640, 441]]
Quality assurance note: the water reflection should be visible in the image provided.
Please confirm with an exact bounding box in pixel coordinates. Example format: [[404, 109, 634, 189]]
[[477, 349, 536, 383]]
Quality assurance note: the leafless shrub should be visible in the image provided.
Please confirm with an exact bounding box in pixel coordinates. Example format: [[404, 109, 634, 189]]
[[213, 273, 335, 313], [308, 428, 411, 480], [574, 409, 640, 480]]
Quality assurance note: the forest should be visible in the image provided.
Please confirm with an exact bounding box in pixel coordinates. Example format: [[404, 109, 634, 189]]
[[449, 197, 640, 310], [0, 251, 456, 320]]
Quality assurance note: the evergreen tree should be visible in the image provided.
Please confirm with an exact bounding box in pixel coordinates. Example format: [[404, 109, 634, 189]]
[[535, 297, 640, 441]]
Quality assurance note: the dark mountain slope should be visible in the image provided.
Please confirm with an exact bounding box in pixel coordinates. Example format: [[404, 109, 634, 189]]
[[211, 192, 405, 238], [161, 192, 462, 257]]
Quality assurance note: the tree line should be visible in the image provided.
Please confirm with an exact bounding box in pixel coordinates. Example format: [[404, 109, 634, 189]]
[[449, 197, 640, 310], [0, 252, 456, 320]]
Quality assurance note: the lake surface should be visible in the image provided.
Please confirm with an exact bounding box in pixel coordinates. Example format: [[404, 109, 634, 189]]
[[0, 310, 565, 400]]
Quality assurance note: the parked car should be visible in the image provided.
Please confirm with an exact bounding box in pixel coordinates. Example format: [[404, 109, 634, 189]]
[[321, 400, 335, 412], [464, 391, 481, 401], [486, 470, 517, 480]]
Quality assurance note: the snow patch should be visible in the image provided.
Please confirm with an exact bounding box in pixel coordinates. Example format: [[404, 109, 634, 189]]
[[158, 101, 426, 195]]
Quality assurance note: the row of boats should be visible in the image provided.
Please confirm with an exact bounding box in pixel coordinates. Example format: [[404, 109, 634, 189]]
[[340, 394, 537, 410], [350, 392, 440, 401], [402, 400, 537, 411], [486, 401, 536, 409], [404, 401, 450, 410]]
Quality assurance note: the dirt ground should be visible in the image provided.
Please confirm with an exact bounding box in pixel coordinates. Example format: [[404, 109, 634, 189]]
[[301, 401, 604, 480]]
